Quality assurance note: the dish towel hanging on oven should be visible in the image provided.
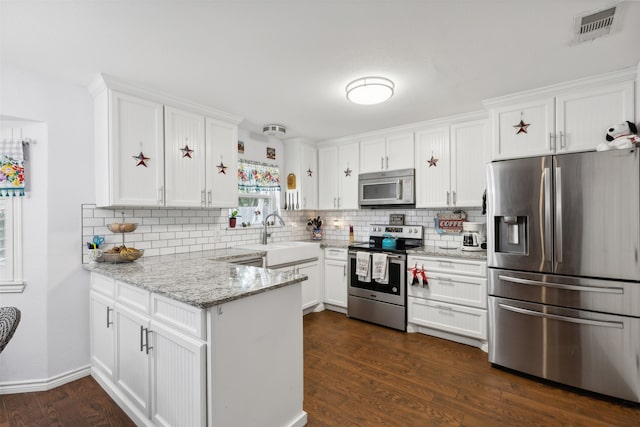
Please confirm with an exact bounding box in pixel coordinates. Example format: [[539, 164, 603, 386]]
[[356, 251, 371, 283], [372, 253, 388, 284], [0, 139, 25, 197]]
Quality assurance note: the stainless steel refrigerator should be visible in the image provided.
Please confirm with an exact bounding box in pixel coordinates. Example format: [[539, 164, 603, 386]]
[[487, 148, 640, 403]]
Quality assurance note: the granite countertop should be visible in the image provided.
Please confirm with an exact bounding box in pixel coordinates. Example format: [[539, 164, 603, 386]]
[[83, 248, 306, 309], [407, 246, 487, 260]]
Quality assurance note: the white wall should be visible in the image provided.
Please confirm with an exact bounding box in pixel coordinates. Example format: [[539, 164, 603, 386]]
[[0, 64, 94, 389], [237, 127, 284, 169]]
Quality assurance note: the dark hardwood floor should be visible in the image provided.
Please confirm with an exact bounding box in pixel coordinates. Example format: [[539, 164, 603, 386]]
[[2, 310, 639, 426]]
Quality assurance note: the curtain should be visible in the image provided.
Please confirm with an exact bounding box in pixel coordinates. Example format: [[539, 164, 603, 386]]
[[237, 160, 281, 193], [0, 139, 26, 197]]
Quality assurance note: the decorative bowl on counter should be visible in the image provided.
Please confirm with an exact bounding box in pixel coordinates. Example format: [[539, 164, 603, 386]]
[[97, 247, 144, 263], [107, 222, 138, 233]]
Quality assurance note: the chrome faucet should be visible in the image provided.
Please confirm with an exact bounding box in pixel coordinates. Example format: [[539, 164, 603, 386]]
[[263, 212, 285, 244]]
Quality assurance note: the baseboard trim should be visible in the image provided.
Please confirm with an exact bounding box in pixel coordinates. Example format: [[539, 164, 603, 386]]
[[0, 365, 91, 394]]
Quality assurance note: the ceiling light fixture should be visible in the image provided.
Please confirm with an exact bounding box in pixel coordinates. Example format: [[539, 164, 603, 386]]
[[346, 76, 395, 105]]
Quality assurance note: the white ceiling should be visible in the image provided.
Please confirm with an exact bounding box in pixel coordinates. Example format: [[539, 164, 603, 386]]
[[2, 0, 640, 141]]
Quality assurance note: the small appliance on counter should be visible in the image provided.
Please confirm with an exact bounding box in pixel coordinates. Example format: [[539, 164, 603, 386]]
[[462, 221, 486, 251]]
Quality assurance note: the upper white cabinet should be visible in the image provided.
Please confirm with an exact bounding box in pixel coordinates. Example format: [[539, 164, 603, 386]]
[[485, 70, 635, 160], [90, 74, 241, 208], [94, 90, 165, 207], [415, 118, 488, 208], [283, 138, 318, 210], [318, 141, 359, 210], [359, 132, 414, 173]]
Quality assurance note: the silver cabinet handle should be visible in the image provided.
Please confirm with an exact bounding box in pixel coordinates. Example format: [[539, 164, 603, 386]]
[[381, 157, 384, 170], [555, 166, 563, 263], [446, 191, 450, 205], [333, 197, 337, 208], [549, 132, 556, 151], [140, 326, 153, 354], [145, 328, 153, 354], [559, 131, 565, 149], [158, 186, 164, 205], [201, 190, 206, 206], [106, 306, 113, 328], [435, 304, 452, 311], [343, 264, 346, 276], [208, 190, 212, 206], [338, 197, 341, 208], [543, 167, 552, 262], [385, 156, 389, 169], [498, 303, 623, 329], [452, 190, 456, 206], [139, 325, 145, 352], [497, 275, 623, 294]]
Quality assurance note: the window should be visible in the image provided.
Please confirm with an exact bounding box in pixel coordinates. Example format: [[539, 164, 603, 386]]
[[0, 197, 23, 291], [234, 193, 281, 226], [232, 160, 282, 227]]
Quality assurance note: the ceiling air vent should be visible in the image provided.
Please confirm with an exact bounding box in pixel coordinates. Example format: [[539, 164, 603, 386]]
[[263, 124, 287, 137], [574, 6, 617, 43]]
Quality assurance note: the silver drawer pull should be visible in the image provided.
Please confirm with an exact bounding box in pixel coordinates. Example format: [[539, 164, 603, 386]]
[[498, 275, 623, 294], [435, 304, 452, 311], [498, 303, 623, 329]]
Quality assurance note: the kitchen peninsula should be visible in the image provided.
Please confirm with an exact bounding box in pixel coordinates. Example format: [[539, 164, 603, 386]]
[[83, 249, 308, 427]]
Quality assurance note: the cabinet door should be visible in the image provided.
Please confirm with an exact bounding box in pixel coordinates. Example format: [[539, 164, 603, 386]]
[[318, 146, 339, 209], [298, 261, 321, 310], [150, 321, 206, 427], [90, 291, 115, 379], [115, 304, 151, 417], [300, 144, 318, 209], [407, 298, 487, 340], [205, 117, 238, 208], [451, 120, 488, 207], [164, 107, 206, 207], [556, 81, 634, 154], [324, 259, 347, 308], [338, 142, 359, 210], [415, 127, 451, 208], [386, 132, 415, 171], [109, 91, 164, 206], [491, 98, 555, 160], [359, 137, 386, 173]]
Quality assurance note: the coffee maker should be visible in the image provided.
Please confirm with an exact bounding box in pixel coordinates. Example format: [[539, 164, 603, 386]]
[[462, 222, 486, 251]]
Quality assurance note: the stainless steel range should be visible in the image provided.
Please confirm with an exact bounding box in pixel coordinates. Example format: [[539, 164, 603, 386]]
[[348, 225, 423, 331]]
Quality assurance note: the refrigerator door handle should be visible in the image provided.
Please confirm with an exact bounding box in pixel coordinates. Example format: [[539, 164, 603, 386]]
[[555, 166, 563, 263], [544, 167, 552, 262], [498, 303, 624, 329], [497, 275, 624, 294]]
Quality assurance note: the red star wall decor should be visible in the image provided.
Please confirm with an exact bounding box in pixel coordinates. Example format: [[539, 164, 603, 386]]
[[133, 152, 150, 167], [344, 167, 352, 177], [180, 145, 194, 158], [307, 168, 313, 177], [513, 119, 530, 134], [427, 155, 439, 167], [217, 162, 228, 174]]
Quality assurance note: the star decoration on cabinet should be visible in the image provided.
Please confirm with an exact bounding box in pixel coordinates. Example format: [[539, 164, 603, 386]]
[[307, 168, 313, 177], [344, 167, 352, 177], [133, 152, 150, 167], [427, 155, 439, 167], [180, 145, 194, 158], [217, 162, 228, 174], [513, 119, 530, 135]]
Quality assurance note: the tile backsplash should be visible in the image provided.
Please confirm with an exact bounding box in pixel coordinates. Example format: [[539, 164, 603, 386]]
[[81, 204, 484, 263]]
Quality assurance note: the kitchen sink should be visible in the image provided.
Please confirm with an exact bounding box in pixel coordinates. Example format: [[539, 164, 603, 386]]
[[236, 241, 319, 267]]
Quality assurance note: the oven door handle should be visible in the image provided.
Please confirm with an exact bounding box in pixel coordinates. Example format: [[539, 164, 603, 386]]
[[349, 252, 404, 260], [498, 303, 624, 329]]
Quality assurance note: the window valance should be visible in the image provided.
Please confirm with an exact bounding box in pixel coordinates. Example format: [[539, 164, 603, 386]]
[[238, 160, 281, 193]]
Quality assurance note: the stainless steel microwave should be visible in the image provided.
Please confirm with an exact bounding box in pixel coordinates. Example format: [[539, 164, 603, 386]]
[[358, 168, 415, 208]]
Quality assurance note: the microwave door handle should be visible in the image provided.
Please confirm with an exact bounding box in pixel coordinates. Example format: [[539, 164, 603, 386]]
[[396, 180, 402, 200]]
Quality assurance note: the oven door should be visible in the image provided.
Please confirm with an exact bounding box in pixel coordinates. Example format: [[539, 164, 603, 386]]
[[348, 251, 406, 305]]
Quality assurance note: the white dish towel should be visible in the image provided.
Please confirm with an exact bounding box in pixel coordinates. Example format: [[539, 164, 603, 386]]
[[356, 252, 371, 282], [372, 253, 389, 284]]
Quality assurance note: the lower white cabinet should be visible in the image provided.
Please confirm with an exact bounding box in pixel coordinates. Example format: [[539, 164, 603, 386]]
[[323, 248, 348, 311], [407, 255, 488, 352], [90, 274, 206, 427], [274, 259, 321, 312]]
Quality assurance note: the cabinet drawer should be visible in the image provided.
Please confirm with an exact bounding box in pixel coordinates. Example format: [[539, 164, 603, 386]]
[[91, 273, 115, 297], [116, 281, 150, 313], [412, 256, 487, 277], [151, 293, 206, 340], [408, 272, 487, 309], [408, 297, 487, 340], [324, 247, 347, 260]]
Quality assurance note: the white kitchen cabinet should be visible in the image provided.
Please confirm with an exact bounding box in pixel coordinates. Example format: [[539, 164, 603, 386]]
[[487, 74, 635, 160], [318, 141, 359, 210], [274, 259, 322, 312], [164, 107, 206, 207], [359, 132, 414, 173], [89, 290, 115, 380], [407, 255, 488, 352], [415, 119, 487, 208], [204, 116, 239, 208], [93, 89, 165, 207], [283, 138, 318, 210], [323, 248, 348, 311]]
